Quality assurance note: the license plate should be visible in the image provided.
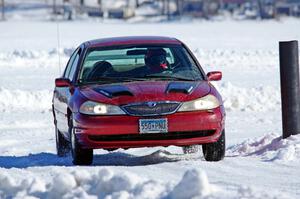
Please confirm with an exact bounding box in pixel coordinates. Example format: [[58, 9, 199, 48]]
[[139, 118, 168, 134]]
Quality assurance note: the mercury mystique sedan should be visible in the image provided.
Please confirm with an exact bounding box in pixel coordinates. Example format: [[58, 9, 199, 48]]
[[52, 36, 225, 165]]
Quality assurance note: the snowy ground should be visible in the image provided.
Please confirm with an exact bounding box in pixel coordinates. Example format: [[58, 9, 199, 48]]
[[1, 18, 300, 198]]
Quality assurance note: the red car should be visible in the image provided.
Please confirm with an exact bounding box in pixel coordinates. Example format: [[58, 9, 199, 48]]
[[52, 36, 225, 165]]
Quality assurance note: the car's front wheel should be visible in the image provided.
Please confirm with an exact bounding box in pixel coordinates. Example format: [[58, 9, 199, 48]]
[[69, 116, 93, 165], [55, 125, 70, 157], [202, 130, 225, 161]]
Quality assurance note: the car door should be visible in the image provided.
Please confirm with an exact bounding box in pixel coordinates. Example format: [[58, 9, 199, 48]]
[[53, 47, 81, 137]]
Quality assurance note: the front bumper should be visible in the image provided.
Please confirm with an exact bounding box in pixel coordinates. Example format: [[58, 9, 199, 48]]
[[73, 106, 225, 149]]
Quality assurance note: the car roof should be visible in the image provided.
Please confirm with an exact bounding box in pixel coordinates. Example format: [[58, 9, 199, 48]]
[[85, 36, 182, 48]]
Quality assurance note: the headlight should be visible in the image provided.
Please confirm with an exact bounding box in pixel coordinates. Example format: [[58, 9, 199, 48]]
[[178, 94, 220, 112], [79, 101, 126, 115]]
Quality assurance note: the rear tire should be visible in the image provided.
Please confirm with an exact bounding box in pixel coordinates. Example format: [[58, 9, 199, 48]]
[[202, 130, 225, 161], [55, 125, 70, 157], [69, 116, 93, 165]]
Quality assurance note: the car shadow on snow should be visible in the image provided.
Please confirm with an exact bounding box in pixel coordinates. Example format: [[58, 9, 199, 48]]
[[0, 150, 199, 168], [93, 150, 199, 166], [0, 152, 73, 168]]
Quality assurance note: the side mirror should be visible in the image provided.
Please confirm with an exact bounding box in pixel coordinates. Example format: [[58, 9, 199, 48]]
[[55, 78, 71, 87], [207, 71, 222, 81]]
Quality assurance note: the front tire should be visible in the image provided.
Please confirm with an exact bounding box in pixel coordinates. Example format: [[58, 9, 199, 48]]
[[55, 125, 70, 157], [202, 130, 225, 161], [69, 116, 93, 165]]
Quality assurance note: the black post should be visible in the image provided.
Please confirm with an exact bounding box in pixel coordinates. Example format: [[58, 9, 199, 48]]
[[279, 40, 300, 139]]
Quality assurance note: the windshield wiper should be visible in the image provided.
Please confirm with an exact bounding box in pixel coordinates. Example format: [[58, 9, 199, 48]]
[[143, 74, 196, 81], [79, 77, 148, 85]]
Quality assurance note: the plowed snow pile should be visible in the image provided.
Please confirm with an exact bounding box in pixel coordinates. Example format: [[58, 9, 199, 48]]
[[0, 169, 214, 199], [0, 88, 52, 111], [217, 83, 280, 112], [228, 133, 300, 162], [0, 168, 290, 199]]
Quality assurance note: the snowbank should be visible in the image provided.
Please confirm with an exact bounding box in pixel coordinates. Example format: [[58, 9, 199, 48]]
[[0, 167, 290, 199], [194, 49, 278, 70], [0, 87, 52, 111], [0, 168, 215, 199], [170, 169, 213, 199], [0, 49, 71, 69], [227, 133, 300, 162], [218, 82, 281, 112]]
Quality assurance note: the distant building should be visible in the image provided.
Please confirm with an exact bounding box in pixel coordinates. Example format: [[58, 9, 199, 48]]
[[276, 0, 300, 16], [71, 0, 136, 18], [182, 0, 204, 17], [51, 0, 300, 19]]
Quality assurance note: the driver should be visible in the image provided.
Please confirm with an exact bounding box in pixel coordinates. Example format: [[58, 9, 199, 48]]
[[144, 48, 169, 73]]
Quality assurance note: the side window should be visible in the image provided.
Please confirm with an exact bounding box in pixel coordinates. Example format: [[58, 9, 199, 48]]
[[63, 48, 79, 78], [68, 50, 81, 81]]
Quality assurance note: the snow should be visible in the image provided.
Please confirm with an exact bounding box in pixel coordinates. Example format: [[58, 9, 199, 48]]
[[228, 133, 300, 162], [218, 83, 281, 112], [0, 168, 291, 199], [170, 169, 213, 199], [1, 16, 300, 198], [0, 167, 296, 198], [0, 88, 52, 111]]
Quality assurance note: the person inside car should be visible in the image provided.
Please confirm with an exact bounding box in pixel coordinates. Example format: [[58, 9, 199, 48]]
[[144, 48, 169, 73], [127, 48, 169, 77]]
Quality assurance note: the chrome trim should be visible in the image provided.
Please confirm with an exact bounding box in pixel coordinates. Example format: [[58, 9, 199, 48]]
[[121, 101, 182, 116]]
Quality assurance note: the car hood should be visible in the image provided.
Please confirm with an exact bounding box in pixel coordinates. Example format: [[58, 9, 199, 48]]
[[79, 81, 211, 106]]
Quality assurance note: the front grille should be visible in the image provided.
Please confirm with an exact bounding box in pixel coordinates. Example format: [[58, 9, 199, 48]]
[[122, 102, 180, 116], [88, 130, 215, 142]]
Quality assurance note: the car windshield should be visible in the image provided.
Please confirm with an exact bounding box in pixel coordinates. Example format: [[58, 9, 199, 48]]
[[79, 44, 203, 84]]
